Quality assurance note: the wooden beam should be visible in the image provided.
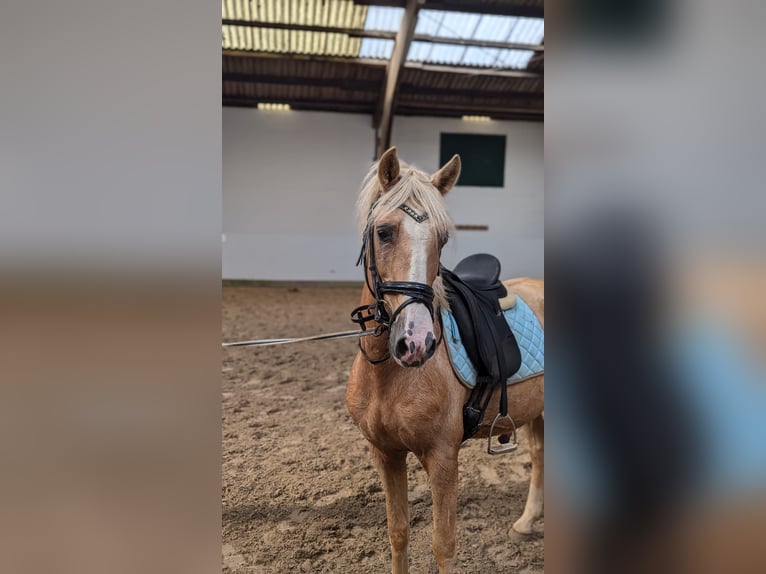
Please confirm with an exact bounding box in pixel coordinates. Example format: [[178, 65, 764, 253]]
[[354, 0, 543, 19], [395, 106, 543, 122], [399, 85, 543, 100], [222, 73, 381, 92], [397, 100, 543, 116], [222, 96, 542, 121], [222, 19, 391, 39], [222, 50, 543, 79], [376, 0, 421, 156], [413, 33, 543, 52], [223, 49, 385, 66], [222, 97, 375, 113], [222, 19, 543, 52], [222, 71, 542, 100], [223, 99, 542, 121], [404, 61, 542, 78]]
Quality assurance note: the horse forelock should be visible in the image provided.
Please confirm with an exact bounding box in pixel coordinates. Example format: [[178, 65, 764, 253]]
[[356, 162, 452, 313], [356, 162, 453, 238]]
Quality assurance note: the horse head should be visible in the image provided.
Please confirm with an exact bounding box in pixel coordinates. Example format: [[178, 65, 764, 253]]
[[361, 146, 461, 368]]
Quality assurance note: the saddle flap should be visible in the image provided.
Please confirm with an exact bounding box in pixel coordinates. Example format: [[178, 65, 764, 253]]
[[442, 260, 522, 386]]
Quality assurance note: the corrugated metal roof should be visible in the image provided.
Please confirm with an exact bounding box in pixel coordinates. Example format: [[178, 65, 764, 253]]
[[222, 0, 371, 58], [222, 1, 543, 118], [407, 41, 536, 69], [222, 27, 363, 57], [359, 38, 395, 59], [222, 1, 542, 68], [221, 0, 366, 26], [406, 9, 543, 69]]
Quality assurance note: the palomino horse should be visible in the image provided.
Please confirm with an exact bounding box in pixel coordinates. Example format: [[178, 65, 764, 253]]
[[346, 147, 544, 574]]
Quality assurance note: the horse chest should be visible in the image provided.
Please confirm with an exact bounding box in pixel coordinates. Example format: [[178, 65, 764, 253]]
[[348, 381, 453, 452]]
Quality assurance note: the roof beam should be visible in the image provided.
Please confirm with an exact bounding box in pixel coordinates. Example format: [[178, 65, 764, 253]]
[[397, 107, 543, 121], [396, 105, 543, 122], [222, 50, 543, 79], [222, 20, 543, 52], [354, 0, 543, 19], [375, 0, 421, 156], [404, 61, 542, 78], [222, 72, 543, 100], [223, 97, 375, 114], [223, 50, 384, 66], [222, 19, 391, 39], [222, 96, 542, 120], [222, 73, 381, 92], [412, 32, 543, 52], [397, 100, 543, 115]]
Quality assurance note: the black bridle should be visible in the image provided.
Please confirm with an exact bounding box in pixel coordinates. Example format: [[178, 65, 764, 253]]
[[351, 203, 442, 364]]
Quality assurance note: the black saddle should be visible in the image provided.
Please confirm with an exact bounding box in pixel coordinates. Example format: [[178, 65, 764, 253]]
[[452, 253, 505, 295], [442, 254, 522, 442]]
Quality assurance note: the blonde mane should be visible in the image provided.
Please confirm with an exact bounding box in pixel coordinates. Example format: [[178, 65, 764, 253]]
[[355, 161, 454, 311]]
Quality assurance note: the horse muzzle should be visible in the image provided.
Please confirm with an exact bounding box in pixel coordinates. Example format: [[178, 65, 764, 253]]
[[389, 303, 437, 367]]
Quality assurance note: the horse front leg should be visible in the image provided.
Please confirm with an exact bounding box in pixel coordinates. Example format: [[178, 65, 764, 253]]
[[513, 414, 544, 534], [420, 449, 459, 574], [371, 447, 409, 574]]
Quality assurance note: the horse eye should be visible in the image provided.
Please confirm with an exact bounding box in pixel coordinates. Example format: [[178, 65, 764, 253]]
[[377, 226, 394, 244]]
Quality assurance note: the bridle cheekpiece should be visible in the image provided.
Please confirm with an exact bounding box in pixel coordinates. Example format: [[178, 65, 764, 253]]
[[351, 203, 440, 364]]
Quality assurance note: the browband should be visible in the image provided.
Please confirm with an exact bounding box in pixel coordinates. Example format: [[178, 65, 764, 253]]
[[399, 204, 428, 223]]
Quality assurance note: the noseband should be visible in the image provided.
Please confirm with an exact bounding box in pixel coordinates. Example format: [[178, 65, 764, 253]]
[[351, 203, 440, 364]]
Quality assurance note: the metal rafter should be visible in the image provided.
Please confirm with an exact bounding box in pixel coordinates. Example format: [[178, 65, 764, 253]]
[[222, 72, 543, 101], [223, 50, 542, 79], [223, 97, 543, 121], [354, 0, 543, 19], [222, 19, 544, 52]]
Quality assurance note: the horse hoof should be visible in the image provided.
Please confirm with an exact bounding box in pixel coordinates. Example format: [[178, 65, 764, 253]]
[[511, 519, 534, 536]]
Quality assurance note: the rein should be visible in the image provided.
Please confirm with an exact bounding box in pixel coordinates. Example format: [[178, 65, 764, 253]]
[[223, 202, 442, 358], [222, 328, 379, 349], [350, 203, 442, 364]]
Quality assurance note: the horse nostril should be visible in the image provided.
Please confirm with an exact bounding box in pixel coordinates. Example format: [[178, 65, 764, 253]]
[[395, 337, 409, 358], [425, 331, 435, 356]]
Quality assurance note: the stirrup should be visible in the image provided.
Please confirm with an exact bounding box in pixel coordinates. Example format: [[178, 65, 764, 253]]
[[487, 413, 518, 455]]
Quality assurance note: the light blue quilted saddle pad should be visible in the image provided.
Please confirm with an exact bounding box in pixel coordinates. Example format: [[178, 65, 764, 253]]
[[441, 294, 544, 389]]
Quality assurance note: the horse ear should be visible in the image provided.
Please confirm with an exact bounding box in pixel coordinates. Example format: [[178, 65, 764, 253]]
[[377, 146, 400, 190], [432, 154, 461, 195]]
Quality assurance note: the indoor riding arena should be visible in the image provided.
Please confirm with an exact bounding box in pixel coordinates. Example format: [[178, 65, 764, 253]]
[[222, 1, 544, 572]]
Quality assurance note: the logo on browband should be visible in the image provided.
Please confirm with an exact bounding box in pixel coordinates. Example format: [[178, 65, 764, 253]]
[[399, 204, 429, 223]]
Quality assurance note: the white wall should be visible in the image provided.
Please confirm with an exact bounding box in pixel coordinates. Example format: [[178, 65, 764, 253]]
[[392, 117, 544, 278], [223, 107, 543, 280]]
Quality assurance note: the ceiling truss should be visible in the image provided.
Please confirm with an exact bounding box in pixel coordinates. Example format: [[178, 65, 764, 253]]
[[221, 0, 544, 144]]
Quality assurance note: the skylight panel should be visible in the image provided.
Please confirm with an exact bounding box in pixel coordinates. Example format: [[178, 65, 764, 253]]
[[421, 43, 466, 65], [359, 37, 394, 59], [473, 14, 514, 41], [415, 10, 482, 39], [407, 41, 433, 63], [436, 12, 480, 38], [462, 46, 501, 67], [364, 6, 403, 32], [496, 49, 536, 69], [414, 10, 443, 35], [507, 17, 545, 44]]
